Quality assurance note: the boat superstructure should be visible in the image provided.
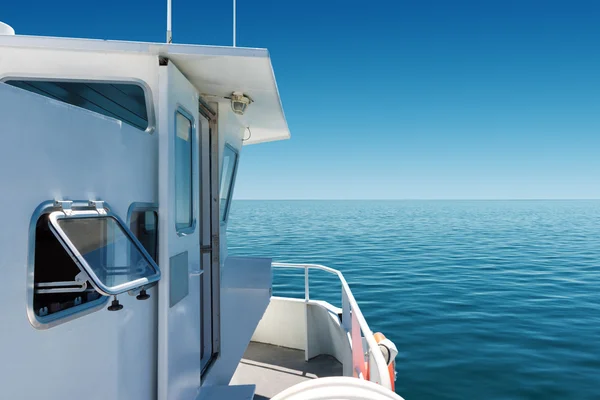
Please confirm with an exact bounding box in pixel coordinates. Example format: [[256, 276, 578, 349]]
[[0, 22, 402, 400]]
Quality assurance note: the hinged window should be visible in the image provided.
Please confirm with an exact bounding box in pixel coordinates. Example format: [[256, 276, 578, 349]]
[[47, 206, 161, 296], [220, 144, 239, 222]]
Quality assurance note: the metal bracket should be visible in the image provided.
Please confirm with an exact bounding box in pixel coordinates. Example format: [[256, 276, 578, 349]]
[[211, 234, 219, 263], [200, 245, 212, 255], [89, 200, 107, 215], [54, 200, 73, 216], [35, 272, 88, 294]]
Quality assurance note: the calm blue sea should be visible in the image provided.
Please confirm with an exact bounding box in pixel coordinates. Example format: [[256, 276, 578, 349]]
[[227, 200, 600, 400]]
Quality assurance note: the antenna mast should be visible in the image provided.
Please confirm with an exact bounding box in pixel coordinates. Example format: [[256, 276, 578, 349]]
[[233, 0, 236, 47], [166, 0, 172, 43]]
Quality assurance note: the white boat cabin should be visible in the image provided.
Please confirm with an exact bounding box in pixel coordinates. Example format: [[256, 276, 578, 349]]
[[0, 24, 401, 400]]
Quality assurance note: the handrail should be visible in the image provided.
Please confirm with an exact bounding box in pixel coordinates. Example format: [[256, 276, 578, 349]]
[[272, 262, 393, 390]]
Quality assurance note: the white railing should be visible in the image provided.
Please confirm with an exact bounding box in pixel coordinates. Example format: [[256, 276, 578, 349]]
[[271, 262, 393, 390]]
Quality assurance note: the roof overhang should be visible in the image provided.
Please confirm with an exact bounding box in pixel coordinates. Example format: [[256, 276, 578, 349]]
[[0, 35, 290, 145]]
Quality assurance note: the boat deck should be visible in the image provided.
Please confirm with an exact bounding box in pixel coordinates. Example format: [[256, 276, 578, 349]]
[[231, 341, 343, 400]]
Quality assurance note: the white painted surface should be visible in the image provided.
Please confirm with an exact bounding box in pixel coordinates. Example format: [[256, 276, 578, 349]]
[[0, 35, 290, 145], [251, 297, 352, 375], [270, 377, 405, 400], [252, 297, 307, 350], [307, 300, 353, 376], [0, 28, 294, 400], [157, 62, 203, 400], [0, 47, 159, 134], [271, 263, 394, 391], [203, 257, 271, 386], [0, 83, 157, 400], [0, 21, 15, 35]]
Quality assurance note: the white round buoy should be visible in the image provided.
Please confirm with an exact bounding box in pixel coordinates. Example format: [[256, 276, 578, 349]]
[[0, 21, 15, 35], [271, 377, 405, 400]]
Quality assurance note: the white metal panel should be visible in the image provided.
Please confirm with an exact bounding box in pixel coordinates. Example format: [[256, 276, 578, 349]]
[[251, 297, 307, 350], [251, 297, 352, 375], [0, 83, 157, 400], [270, 263, 393, 390], [306, 300, 353, 373], [165, 50, 289, 145], [203, 257, 271, 386], [157, 62, 203, 400], [0, 35, 290, 145]]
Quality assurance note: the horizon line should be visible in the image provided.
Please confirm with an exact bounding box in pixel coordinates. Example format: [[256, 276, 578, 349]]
[[232, 198, 600, 201]]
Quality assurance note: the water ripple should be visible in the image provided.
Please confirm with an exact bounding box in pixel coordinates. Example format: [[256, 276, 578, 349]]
[[228, 200, 600, 400]]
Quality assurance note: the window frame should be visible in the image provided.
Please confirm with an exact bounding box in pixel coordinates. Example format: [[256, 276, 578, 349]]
[[174, 107, 197, 236], [219, 144, 239, 223], [127, 202, 159, 263], [47, 209, 161, 297], [0, 76, 156, 134], [27, 201, 108, 330]]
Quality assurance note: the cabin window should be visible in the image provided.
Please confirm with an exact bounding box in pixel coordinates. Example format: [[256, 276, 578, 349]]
[[30, 201, 161, 328], [47, 209, 161, 296], [175, 109, 195, 234], [220, 144, 239, 222], [128, 204, 158, 262], [32, 212, 107, 323], [4, 80, 151, 131]]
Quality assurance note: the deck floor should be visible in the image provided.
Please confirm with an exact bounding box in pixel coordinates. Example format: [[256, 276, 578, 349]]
[[231, 341, 342, 400]]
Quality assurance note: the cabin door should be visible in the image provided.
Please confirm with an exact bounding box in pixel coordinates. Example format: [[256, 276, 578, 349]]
[[157, 62, 211, 400]]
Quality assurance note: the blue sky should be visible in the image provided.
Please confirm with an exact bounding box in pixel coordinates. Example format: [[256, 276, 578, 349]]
[[4, 1, 600, 199]]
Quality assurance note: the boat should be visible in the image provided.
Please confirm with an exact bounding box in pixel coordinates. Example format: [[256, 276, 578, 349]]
[[0, 17, 403, 400]]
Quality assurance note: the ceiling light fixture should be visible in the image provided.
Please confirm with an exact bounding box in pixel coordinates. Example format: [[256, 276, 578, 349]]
[[229, 92, 253, 115]]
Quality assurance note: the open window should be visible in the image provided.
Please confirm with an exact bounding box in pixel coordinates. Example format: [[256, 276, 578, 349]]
[[47, 202, 161, 296], [32, 211, 106, 323], [29, 200, 161, 328]]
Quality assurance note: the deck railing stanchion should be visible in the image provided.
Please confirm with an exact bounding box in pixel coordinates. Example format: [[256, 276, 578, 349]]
[[304, 265, 309, 361], [305, 266, 309, 301]]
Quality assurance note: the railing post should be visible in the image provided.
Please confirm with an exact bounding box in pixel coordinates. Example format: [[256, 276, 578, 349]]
[[304, 266, 309, 361], [305, 266, 309, 301], [342, 288, 351, 333], [271, 262, 392, 387], [342, 287, 353, 377]]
